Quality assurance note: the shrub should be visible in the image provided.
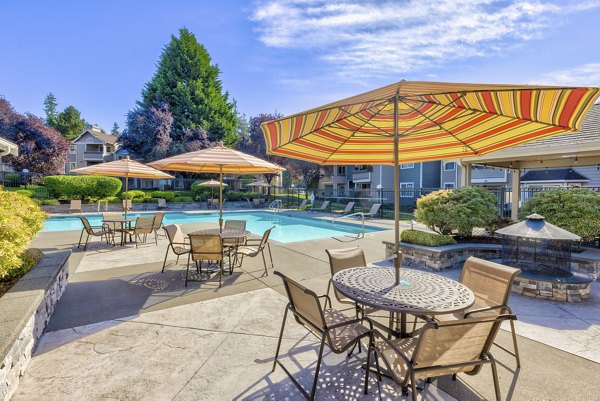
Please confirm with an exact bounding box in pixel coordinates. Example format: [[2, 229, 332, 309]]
[[44, 175, 122, 200], [119, 190, 146, 200], [0, 190, 46, 281], [3, 173, 21, 184], [174, 196, 193, 203], [401, 229, 456, 246], [415, 187, 498, 236], [16, 189, 34, 198], [41, 199, 60, 206], [151, 190, 175, 202], [519, 188, 600, 240]]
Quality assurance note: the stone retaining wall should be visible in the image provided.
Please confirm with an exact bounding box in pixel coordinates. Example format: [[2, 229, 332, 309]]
[[512, 276, 590, 302], [0, 250, 70, 401], [41, 201, 251, 214]]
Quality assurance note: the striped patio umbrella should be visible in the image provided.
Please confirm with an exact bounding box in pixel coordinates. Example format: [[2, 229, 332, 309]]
[[71, 157, 174, 217], [198, 179, 228, 198], [261, 80, 600, 284], [149, 144, 284, 230]]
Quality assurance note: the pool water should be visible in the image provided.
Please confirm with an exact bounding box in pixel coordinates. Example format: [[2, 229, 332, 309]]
[[42, 211, 386, 243]]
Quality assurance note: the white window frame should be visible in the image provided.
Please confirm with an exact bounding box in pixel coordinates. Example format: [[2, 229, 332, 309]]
[[69, 144, 76, 154], [400, 182, 414, 197], [337, 166, 346, 175], [400, 163, 414, 169], [443, 182, 455, 189], [444, 162, 456, 171]]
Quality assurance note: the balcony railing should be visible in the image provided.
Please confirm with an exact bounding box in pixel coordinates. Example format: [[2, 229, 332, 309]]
[[83, 151, 104, 160], [352, 171, 371, 182]]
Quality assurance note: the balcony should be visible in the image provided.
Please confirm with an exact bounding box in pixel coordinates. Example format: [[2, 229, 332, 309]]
[[83, 151, 104, 161], [352, 171, 371, 182]]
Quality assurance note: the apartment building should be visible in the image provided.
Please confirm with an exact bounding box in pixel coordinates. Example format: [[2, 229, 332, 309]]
[[65, 127, 118, 173]]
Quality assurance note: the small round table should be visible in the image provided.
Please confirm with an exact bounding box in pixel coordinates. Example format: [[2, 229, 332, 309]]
[[102, 218, 135, 246], [332, 267, 474, 336]]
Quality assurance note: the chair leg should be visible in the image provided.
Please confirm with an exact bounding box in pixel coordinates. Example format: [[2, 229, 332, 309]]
[[261, 249, 268, 276], [364, 337, 373, 394], [510, 318, 521, 368], [272, 307, 288, 372], [309, 336, 327, 400], [185, 253, 191, 287], [490, 356, 502, 401], [83, 233, 90, 251], [162, 247, 170, 273], [77, 229, 84, 248], [267, 242, 274, 268], [410, 372, 418, 401], [218, 259, 223, 287]]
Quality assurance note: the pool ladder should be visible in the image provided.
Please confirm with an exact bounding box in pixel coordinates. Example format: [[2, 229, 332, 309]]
[[332, 212, 365, 238], [268, 199, 283, 212]]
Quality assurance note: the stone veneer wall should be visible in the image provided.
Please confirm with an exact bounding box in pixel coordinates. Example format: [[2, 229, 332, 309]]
[[512, 276, 590, 302], [0, 250, 70, 401]]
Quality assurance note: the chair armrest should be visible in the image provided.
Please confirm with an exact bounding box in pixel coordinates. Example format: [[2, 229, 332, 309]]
[[372, 330, 412, 366], [464, 304, 508, 318], [245, 238, 262, 244], [317, 294, 333, 309]]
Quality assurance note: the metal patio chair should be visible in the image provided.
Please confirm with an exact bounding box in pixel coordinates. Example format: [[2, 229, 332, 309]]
[[152, 211, 166, 240], [234, 227, 274, 276], [187, 234, 223, 287], [325, 247, 367, 315], [363, 203, 382, 218], [273, 271, 372, 401], [161, 224, 190, 272], [332, 201, 355, 215], [69, 199, 82, 213], [77, 216, 114, 251], [310, 200, 330, 212], [124, 215, 156, 248]]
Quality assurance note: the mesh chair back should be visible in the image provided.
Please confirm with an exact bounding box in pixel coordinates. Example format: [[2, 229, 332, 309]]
[[274, 271, 326, 333], [256, 227, 274, 251], [367, 203, 381, 215], [299, 199, 308, 208], [157, 198, 167, 208], [189, 234, 223, 261], [164, 224, 185, 246], [320, 201, 330, 210], [224, 219, 247, 231], [103, 212, 122, 231], [70, 200, 82, 210], [460, 257, 521, 312], [153, 212, 165, 229], [326, 247, 366, 276], [413, 315, 508, 374], [80, 217, 94, 234], [344, 202, 355, 212], [134, 216, 155, 234]]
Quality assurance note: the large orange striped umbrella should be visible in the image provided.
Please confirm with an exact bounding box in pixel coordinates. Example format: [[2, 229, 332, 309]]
[[71, 157, 173, 217], [149, 144, 284, 229], [261, 80, 600, 284]]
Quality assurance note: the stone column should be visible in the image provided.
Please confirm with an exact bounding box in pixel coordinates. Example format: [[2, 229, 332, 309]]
[[459, 162, 471, 187]]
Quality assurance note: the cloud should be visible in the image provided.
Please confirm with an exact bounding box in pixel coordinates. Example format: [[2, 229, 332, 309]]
[[250, 0, 598, 79], [532, 63, 600, 86]]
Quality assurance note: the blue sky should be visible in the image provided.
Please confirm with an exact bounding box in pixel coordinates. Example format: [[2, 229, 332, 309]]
[[1, 0, 600, 132]]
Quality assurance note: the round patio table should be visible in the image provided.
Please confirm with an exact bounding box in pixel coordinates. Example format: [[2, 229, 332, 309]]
[[102, 218, 135, 246], [332, 266, 474, 336]]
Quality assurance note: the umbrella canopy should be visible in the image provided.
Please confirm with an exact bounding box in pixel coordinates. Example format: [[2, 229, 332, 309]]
[[198, 179, 228, 198], [71, 157, 174, 217], [246, 180, 271, 187], [149, 144, 284, 229], [261, 80, 600, 284]]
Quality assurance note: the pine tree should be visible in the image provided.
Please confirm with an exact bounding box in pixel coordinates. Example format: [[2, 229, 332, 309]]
[[54, 106, 86, 141], [43, 93, 58, 126], [111, 122, 120, 136], [141, 28, 237, 145]]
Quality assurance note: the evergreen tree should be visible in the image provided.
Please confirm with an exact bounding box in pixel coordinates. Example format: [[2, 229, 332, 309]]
[[43, 93, 58, 126], [111, 122, 120, 136], [141, 28, 237, 144], [53, 106, 86, 141]]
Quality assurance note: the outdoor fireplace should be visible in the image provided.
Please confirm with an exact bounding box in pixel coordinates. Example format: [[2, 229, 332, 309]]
[[496, 213, 579, 278]]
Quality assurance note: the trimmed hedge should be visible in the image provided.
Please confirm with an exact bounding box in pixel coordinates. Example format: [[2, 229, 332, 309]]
[[174, 196, 193, 203], [44, 175, 122, 200], [401, 229, 456, 247], [0, 190, 46, 281], [120, 190, 146, 200], [16, 189, 34, 198], [151, 190, 175, 202]]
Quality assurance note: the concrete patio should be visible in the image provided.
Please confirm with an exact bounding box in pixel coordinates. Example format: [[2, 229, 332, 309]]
[[12, 214, 600, 400]]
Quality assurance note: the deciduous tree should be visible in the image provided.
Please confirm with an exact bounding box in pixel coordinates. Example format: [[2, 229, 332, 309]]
[[53, 106, 86, 140]]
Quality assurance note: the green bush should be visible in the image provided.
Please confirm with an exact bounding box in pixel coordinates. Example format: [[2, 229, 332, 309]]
[[119, 190, 146, 200], [151, 190, 175, 202], [519, 189, 600, 240], [415, 187, 498, 236], [174, 196, 193, 203], [3, 173, 21, 184], [401, 229, 457, 246], [41, 199, 60, 206], [44, 176, 122, 200], [0, 190, 46, 281], [16, 189, 34, 198]]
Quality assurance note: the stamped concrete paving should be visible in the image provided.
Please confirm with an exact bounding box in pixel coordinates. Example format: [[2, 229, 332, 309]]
[[18, 213, 600, 400]]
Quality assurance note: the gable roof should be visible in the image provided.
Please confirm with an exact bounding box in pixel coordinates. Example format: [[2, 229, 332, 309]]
[[72, 128, 118, 145], [521, 168, 589, 182]]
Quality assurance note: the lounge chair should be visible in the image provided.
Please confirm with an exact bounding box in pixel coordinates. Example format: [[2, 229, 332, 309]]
[[272, 271, 372, 401], [152, 211, 166, 239], [162, 224, 190, 272], [253, 198, 261, 208], [77, 216, 114, 251], [310, 200, 330, 213], [297, 199, 309, 210], [187, 234, 223, 287], [157, 198, 168, 210], [365, 314, 515, 401], [69, 199, 82, 213], [332, 201, 355, 215], [234, 227, 274, 276], [124, 215, 156, 248], [363, 203, 381, 218], [432, 257, 522, 367]]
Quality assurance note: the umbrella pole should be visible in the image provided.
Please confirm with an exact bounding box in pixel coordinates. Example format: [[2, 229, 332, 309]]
[[393, 92, 401, 285], [125, 173, 129, 219], [219, 165, 223, 232]]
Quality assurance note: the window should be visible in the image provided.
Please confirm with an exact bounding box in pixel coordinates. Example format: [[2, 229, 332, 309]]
[[336, 166, 346, 175], [444, 162, 456, 171], [400, 163, 414, 169], [69, 144, 76, 154], [69, 162, 76, 170], [400, 182, 414, 197], [444, 182, 455, 189]]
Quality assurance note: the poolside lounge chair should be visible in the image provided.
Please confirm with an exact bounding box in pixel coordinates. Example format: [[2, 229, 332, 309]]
[[234, 227, 274, 276], [162, 224, 190, 272], [272, 271, 372, 401], [77, 216, 114, 251], [253, 198, 261, 208], [332, 201, 355, 215], [157, 198, 168, 210], [297, 199, 309, 210], [187, 234, 223, 287], [432, 257, 522, 367], [309, 200, 330, 213], [123, 215, 156, 248], [365, 314, 513, 401], [363, 203, 382, 218], [69, 199, 82, 213]]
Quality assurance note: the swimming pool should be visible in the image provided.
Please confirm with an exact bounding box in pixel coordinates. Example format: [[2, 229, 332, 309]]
[[41, 211, 386, 243]]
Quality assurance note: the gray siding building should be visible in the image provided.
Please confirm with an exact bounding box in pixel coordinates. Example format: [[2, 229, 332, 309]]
[[65, 127, 119, 173]]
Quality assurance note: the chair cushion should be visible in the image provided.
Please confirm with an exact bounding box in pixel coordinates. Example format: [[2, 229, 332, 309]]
[[323, 309, 370, 352], [235, 245, 259, 256]]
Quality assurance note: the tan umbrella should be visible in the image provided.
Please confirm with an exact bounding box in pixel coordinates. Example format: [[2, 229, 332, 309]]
[[198, 179, 229, 198], [71, 157, 174, 217], [246, 180, 271, 187], [149, 144, 284, 230]]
